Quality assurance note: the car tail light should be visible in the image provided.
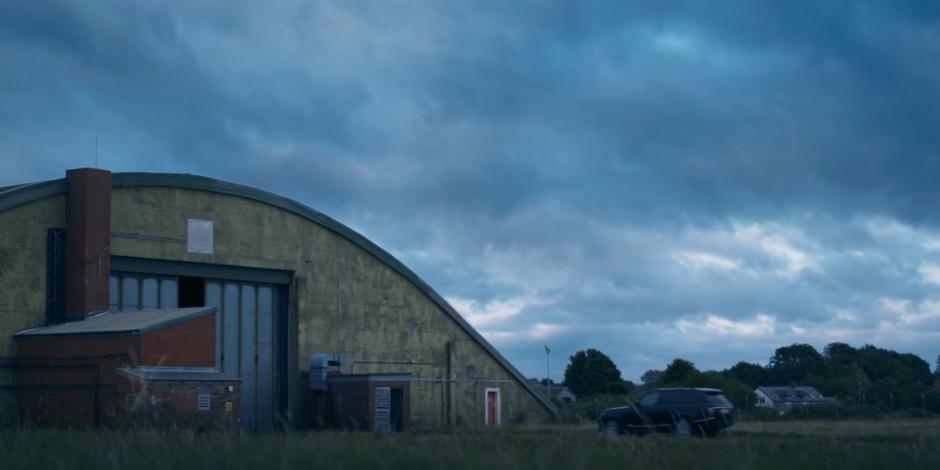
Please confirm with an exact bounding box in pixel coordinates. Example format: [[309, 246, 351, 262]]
[[706, 407, 730, 417]]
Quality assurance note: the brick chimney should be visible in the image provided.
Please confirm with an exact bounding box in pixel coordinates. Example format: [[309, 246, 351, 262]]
[[64, 168, 111, 320]]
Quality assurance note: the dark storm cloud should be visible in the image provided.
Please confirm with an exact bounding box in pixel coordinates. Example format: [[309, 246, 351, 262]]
[[2, 0, 939, 379]]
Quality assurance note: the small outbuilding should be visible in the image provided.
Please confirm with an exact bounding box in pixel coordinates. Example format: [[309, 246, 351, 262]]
[[528, 380, 577, 405], [13, 306, 238, 428], [754, 385, 833, 413]]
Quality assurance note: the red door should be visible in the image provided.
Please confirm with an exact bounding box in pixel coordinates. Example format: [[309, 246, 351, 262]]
[[486, 390, 498, 427]]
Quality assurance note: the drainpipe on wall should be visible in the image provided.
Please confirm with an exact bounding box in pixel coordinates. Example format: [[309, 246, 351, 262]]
[[445, 340, 453, 427]]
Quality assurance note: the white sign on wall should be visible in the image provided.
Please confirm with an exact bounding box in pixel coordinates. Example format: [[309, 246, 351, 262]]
[[187, 218, 214, 254]]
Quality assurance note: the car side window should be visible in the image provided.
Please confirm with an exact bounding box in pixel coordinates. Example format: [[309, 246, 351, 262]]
[[657, 391, 680, 405], [638, 392, 659, 406], [680, 390, 706, 404]]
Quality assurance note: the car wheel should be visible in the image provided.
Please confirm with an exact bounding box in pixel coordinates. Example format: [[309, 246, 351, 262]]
[[674, 418, 693, 436], [602, 420, 623, 435]]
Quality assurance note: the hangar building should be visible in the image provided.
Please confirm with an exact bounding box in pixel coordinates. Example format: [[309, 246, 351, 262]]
[[0, 168, 555, 431]]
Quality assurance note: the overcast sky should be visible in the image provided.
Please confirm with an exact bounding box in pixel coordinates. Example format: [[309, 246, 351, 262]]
[[2, 1, 939, 381]]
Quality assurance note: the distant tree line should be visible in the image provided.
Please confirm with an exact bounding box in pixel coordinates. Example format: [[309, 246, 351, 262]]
[[562, 349, 634, 397], [561, 343, 940, 413]]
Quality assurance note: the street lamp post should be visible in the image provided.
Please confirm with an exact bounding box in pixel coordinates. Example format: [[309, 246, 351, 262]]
[[545, 345, 552, 401]]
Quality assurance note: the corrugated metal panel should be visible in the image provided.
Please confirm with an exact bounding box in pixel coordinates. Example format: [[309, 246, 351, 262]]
[[141, 277, 159, 309], [222, 283, 239, 377], [121, 277, 139, 311], [160, 277, 178, 308], [256, 285, 274, 432], [111, 272, 179, 312], [205, 281, 223, 371], [240, 284, 257, 432], [15, 307, 214, 336], [218, 280, 281, 431], [109, 275, 119, 311]]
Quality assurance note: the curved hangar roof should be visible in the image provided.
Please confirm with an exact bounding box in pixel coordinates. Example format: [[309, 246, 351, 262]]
[[0, 172, 557, 415]]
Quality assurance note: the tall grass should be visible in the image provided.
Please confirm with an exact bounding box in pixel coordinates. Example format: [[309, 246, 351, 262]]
[[1, 420, 939, 469]]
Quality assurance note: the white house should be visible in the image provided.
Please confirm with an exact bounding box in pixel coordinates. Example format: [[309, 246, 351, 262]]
[[754, 386, 833, 413]]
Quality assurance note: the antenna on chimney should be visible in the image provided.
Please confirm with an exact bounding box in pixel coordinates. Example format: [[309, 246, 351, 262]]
[[95, 135, 98, 168]]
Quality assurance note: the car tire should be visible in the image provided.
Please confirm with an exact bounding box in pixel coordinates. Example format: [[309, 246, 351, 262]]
[[602, 420, 623, 435], [674, 418, 693, 436]]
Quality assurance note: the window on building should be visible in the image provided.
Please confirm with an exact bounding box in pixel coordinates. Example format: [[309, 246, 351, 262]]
[[109, 272, 202, 311], [178, 276, 206, 308]]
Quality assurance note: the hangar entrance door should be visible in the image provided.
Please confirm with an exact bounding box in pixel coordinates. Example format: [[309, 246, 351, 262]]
[[206, 280, 286, 433], [109, 258, 289, 433]]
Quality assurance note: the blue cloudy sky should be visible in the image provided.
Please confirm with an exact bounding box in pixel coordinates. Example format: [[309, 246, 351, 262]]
[[2, 1, 939, 381]]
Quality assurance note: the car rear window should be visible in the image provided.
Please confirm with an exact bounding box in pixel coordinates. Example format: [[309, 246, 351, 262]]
[[705, 391, 733, 407]]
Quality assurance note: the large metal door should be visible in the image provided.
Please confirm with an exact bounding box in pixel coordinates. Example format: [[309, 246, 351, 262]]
[[205, 280, 281, 432], [109, 258, 289, 433]]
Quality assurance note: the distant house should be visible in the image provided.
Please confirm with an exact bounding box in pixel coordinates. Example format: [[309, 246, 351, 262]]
[[754, 386, 833, 413], [552, 386, 578, 405], [528, 380, 578, 405]]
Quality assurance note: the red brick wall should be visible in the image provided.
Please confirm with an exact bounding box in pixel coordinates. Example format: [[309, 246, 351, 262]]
[[64, 168, 111, 320], [14, 313, 218, 426], [16, 334, 139, 360], [120, 377, 240, 431], [327, 378, 411, 431], [15, 335, 137, 425], [139, 313, 215, 367]]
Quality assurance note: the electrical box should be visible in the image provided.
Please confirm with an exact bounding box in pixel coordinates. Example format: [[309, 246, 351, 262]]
[[309, 353, 342, 391]]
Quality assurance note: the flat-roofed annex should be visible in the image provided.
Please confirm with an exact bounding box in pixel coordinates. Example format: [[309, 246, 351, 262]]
[[15, 306, 214, 337]]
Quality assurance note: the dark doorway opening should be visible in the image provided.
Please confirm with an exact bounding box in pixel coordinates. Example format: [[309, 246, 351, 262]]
[[391, 388, 404, 431], [178, 276, 205, 307]]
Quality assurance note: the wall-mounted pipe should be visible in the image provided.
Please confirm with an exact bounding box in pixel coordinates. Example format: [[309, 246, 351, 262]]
[[445, 341, 454, 426], [411, 378, 513, 383]]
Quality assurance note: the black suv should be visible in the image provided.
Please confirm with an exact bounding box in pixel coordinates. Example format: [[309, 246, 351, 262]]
[[598, 388, 735, 436]]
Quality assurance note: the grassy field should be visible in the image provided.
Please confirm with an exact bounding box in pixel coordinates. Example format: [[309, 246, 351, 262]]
[[1, 420, 939, 469]]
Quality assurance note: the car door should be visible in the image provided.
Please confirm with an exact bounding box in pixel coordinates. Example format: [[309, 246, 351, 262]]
[[651, 390, 681, 428], [633, 391, 660, 429], [676, 390, 706, 422]]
